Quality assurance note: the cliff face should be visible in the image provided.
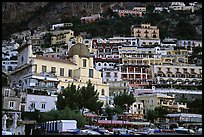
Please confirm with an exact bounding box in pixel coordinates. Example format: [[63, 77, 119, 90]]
[[2, 2, 117, 29]]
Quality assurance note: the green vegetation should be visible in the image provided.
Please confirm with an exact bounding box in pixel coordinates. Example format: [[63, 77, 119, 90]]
[[56, 80, 103, 115], [2, 20, 29, 40], [180, 98, 202, 114], [146, 106, 171, 123], [2, 72, 8, 86], [3, 5, 201, 41], [39, 107, 86, 128], [105, 106, 123, 120], [113, 92, 136, 112]]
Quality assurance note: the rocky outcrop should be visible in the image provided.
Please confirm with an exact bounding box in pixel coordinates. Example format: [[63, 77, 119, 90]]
[[2, 2, 118, 29]]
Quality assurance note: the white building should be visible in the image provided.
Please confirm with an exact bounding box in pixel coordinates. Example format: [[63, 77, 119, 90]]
[[169, 2, 195, 12], [2, 39, 19, 72], [166, 113, 202, 123], [161, 38, 177, 47], [50, 23, 73, 30], [133, 7, 146, 14], [177, 40, 202, 47], [154, 7, 170, 13], [109, 36, 140, 46], [139, 38, 161, 46], [129, 101, 144, 117], [94, 58, 121, 83], [25, 94, 57, 112]]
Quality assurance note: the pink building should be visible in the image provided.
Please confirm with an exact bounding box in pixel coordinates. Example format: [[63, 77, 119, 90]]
[[118, 10, 143, 17]]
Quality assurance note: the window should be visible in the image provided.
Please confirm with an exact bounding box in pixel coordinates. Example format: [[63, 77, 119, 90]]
[[61, 86, 65, 91], [98, 63, 101, 66], [106, 72, 111, 77], [4, 89, 10, 97], [34, 65, 37, 73], [30, 102, 35, 108], [114, 73, 117, 77], [89, 69, 93, 78], [41, 103, 46, 109], [101, 89, 105, 95], [60, 68, 64, 76], [134, 104, 137, 107], [167, 68, 170, 71], [9, 101, 15, 108], [42, 65, 47, 72], [51, 67, 56, 73], [83, 59, 87, 67], [138, 104, 141, 109], [68, 69, 72, 77], [104, 63, 107, 66]]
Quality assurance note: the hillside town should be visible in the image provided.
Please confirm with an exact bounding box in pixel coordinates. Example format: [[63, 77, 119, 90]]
[[2, 2, 202, 135]]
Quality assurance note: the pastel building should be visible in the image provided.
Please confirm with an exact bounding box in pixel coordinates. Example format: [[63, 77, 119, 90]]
[[25, 94, 57, 112], [135, 93, 189, 115], [80, 14, 101, 23], [131, 23, 160, 39], [51, 29, 74, 45], [129, 101, 144, 119], [152, 64, 202, 86], [10, 41, 110, 106], [133, 6, 146, 14], [118, 10, 143, 17], [177, 40, 202, 48]]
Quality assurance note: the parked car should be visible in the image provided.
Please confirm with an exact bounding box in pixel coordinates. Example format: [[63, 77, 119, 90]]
[[173, 127, 195, 134], [2, 131, 12, 135], [80, 129, 101, 135], [197, 128, 202, 133]]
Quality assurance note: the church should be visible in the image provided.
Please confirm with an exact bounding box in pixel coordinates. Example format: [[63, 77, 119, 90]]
[[10, 39, 110, 107]]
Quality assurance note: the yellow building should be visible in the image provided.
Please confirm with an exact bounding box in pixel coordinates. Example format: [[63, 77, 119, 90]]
[[51, 29, 74, 45], [162, 48, 188, 65], [11, 42, 110, 106], [135, 93, 189, 115]]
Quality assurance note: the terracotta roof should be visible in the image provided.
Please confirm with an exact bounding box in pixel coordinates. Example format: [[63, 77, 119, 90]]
[[36, 55, 76, 65]]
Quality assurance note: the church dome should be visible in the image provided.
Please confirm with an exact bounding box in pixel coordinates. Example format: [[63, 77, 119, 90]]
[[67, 43, 90, 58]]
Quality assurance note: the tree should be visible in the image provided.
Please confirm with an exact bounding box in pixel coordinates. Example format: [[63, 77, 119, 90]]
[[43, 33, 52, 45], [113, 92, 136, 112], [56, 93, 65, 110], [146, 4, 155, 14], [105, 107, 115, 120], [146, 109, 158, 123], [62, 83, 80, 110], [79, 80, 103, 115], [2, 72, 8, 86], [146, 107, 170, 123], [56, 81, 103, 115]]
